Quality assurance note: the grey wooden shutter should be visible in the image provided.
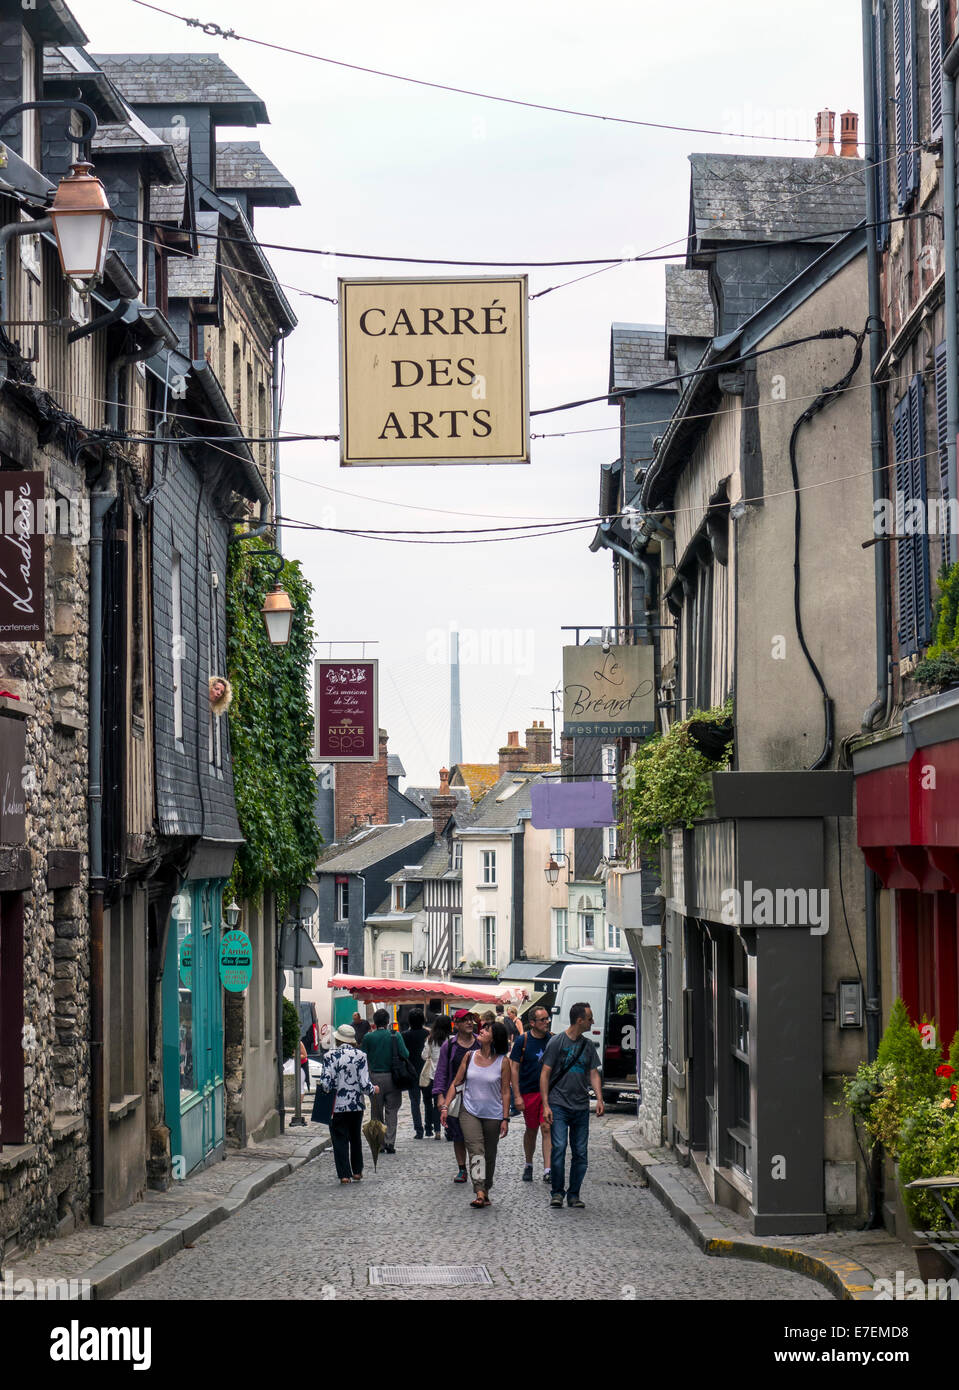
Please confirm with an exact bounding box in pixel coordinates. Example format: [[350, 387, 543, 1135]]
[[929, 0, 944, 138], [875, 1, 890, 247], [935, 340, 952, 566]]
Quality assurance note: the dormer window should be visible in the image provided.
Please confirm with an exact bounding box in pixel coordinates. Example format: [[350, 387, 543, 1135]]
[[393, 883, 406, 912]]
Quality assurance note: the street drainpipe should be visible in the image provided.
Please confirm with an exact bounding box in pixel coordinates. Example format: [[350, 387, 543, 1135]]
[[271, 329, 289, 551], [88, 475, 114, 1226], [592, 524, 654, 640]]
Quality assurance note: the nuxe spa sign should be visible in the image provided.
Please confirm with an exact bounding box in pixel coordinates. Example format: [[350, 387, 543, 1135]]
[[339, 276, 529, 466]]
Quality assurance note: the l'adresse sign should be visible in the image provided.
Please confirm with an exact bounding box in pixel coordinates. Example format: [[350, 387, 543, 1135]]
[[339, 277, 529, 466]]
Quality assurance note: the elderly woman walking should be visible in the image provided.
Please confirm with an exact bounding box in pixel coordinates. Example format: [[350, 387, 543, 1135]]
[[318, 1023, 379, 1183], [442, 1020, 511, 1208]]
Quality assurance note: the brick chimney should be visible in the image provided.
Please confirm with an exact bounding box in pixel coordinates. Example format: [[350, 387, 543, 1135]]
[[498, 730, 528, 775], [334, 728, 390, 840], [431, 767, 458, 841], [815, 108, 836, 156], [839, 110, 858, 158], [525, 721, 552, 764]]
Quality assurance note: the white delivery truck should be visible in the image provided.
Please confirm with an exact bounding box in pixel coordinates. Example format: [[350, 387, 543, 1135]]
[[547, 962, 639, 1106]]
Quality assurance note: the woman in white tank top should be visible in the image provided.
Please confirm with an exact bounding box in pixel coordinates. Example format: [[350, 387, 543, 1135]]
[[443, 1020, 511, 1207]]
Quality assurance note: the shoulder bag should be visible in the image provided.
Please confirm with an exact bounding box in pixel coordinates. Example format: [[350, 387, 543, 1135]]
[[547, 1037, 587, 1093], [390, 1033, 420, 1091], [446, 1049, 473, 1119]]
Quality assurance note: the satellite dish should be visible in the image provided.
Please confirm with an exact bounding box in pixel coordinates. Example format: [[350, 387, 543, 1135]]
[[297, 884, 319, 920]]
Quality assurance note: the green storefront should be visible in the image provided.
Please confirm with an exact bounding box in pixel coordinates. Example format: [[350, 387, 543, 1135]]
[[162, 880, 226, 1175]]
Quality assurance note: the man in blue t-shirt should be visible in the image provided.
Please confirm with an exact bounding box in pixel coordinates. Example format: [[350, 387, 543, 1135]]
[[510, 1004, 553, 1183]]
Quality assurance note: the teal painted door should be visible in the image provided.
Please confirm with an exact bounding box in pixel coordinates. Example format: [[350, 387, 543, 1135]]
[[162, 881, 225, 1175]]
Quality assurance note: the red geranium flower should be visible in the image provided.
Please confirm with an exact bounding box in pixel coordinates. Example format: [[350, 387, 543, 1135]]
[[952, 1084, 958, 1104], [936, 1063, 956, 1078]]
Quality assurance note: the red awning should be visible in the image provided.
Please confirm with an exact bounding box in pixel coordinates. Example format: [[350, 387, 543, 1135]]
[[328, 973, 528, 1005]]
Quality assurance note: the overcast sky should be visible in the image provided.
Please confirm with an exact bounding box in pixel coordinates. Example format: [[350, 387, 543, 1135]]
[[85, 0, 864, 786]]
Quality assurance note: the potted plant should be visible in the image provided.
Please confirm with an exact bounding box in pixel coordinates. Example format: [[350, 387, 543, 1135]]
[[843, 999, 959, 1268], [621, 699, 734, 851], [911, 564, 959, 693]]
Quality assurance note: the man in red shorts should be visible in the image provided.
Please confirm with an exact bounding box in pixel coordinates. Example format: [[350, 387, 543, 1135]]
[[510, 1004, 553, 1182]]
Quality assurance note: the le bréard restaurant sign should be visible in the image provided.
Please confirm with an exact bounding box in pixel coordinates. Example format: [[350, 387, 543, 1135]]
[[339, 276, 529, 466], [562, 645, 655, 739], [315, 658, 379, 762]]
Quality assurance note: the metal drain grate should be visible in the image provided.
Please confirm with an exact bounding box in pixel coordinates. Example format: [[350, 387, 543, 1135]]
[[369, 1264, 493, 1287]]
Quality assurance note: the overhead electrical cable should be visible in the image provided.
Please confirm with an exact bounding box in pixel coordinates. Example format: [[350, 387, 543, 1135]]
[[128, 0, 865, 144]]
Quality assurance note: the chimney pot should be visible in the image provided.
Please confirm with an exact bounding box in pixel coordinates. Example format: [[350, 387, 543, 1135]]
[[815, 108, 836, 157], [840, 110, 858, 158]]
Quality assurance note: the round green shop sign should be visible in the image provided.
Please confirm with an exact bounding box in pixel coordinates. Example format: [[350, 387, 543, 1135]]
[[219, 929, 253, 992]]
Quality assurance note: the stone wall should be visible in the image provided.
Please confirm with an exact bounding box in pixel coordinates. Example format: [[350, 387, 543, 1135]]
[[0, 432, 90, 1260]]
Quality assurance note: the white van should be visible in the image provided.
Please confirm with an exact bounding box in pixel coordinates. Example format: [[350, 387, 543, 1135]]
[[546, 962, 639, 1106]]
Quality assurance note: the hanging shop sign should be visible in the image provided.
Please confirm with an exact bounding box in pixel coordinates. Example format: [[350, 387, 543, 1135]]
[[562, 645, 655, 738], [0, 471, 44, 641], [338, 276, 529, 466], [178, 931, 193, 989], [219, 929, 254, 992], [530, 780, 615, 829], [314, 658, 379, 761]]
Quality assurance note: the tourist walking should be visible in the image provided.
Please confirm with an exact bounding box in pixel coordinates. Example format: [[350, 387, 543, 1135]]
[[510, 1003, 552, 1182], [318, 1023, 379, 1183], [496, 1002, 518, 1040], [401, 1008, 430, 1138], [352, 1011, 372, 1043], [421, 1014, 451, 1139], [442, 1020, 511, 1208], [432, 1009, 480, 1182], [507, 1005, 524, 1037], [362, 1009, 409, 1154], [541, 1002, 604, 1209]]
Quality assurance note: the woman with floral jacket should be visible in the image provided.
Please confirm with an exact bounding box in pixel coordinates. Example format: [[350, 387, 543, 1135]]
[[319, 1023, 379, 1183]]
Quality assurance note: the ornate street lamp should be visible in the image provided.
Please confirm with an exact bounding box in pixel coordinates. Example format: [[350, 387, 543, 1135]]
[[260, 582, 294, 646], [0, 102, 114, 286], [545, 852, 571, 886], [224, 899, 241, 928], [48, 161, 114, 283]]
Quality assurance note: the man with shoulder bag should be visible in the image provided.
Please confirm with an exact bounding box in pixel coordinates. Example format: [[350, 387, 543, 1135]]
[[362, 1009, 410, 1153], [540, 1002, 604, 1209]]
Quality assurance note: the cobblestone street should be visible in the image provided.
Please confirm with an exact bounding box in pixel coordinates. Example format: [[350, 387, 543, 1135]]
[[116, 1109, 833, 1301]]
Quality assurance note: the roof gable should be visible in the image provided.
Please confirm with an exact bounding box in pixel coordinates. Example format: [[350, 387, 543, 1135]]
[[688, 153, 866, 249], [90, 53, 268, 123]]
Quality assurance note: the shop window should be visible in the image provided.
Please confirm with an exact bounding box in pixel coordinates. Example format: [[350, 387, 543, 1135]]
[[727, 933, 751, 1177]]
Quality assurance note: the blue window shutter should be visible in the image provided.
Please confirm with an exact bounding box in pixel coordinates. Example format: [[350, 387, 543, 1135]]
[[875, 1, 890, 247], [930, 0, 944, 138], [909, 373, 931, 647], [934, 340, 952, 566], [894, 0, 908, 209], [894, 393, 917, 651], [905, 0, 920, 202]]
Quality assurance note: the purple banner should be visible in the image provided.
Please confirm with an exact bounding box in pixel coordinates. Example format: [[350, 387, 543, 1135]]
[[530, 781, 615, 829]]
